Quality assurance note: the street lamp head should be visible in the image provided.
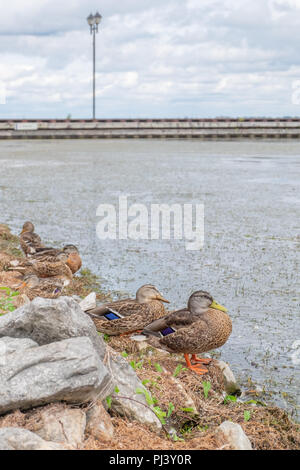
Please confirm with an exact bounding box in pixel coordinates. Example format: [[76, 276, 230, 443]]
[[87, 14, 95, 26], [94, 12, 102, 25]]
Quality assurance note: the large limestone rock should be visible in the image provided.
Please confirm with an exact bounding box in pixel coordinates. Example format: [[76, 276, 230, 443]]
[[0, 428, 65, 450], [0, 336, 113, 415], [0, 296, 107, 360], [104, 346, 162, 432], [215, 421, 253, 450], [86, 402, 114, 442], [34, 406, 86, 449]]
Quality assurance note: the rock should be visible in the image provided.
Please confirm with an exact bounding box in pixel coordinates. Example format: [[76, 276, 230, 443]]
[[215, 421, 253, 450], [104, 346, 162, 432], [0, 336, 113, 416], [215, 360, 241, 395], [34, 406, 86, 448], [0, 427, 65, 450], [80, 292, 97, 312], [0, 296, 107, 360], [0, 336, 38, 358], [86, 402, 114, 441]]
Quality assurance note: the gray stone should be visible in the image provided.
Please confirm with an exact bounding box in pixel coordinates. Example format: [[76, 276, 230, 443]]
[[86, 402, 114, 441], [104, 346, 161, 432], [0, 337, 38, 358], [0, 427, 65, 450], [35, 406, 86, 448], [215, 421, 253, 450], [79, 292, 97, 312], [0, 296, 107, 361], [0, 336, 113, 416], [215, 360, 241, 395]]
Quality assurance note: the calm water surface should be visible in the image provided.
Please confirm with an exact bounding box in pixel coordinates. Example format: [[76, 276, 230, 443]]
[[0, 139, 299, 420]]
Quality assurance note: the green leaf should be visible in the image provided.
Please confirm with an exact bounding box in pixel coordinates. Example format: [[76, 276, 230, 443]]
[[135, 387, 154, 406], [114, 386, 120, 394], [173, 364, 183, 377], [244, 410, 251, 422], [202, 381, 211, 399], [106, 396, 112, 409], [153, 406, 166, 425], [154, 363, 163, 373], [121, 351, 128, 358], [142, 379, 150, 386], [224, 395, 238, 405], [181, 407, 195, 413], [167, 402, 175, 418]]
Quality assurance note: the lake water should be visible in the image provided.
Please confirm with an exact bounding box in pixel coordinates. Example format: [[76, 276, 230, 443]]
[[0, 139, 299, 420]]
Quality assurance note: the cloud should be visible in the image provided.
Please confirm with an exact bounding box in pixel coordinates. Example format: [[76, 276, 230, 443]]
[[0, 0, 300, 117]]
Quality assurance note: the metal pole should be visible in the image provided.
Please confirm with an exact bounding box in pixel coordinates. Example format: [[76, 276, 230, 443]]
[[93, 27, 96, 120]]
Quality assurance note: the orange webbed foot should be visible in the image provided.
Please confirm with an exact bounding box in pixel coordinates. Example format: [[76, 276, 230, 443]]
[[187, 364, 209, 375], [191, 355, 212, 365], [184, 354, 209, 375]]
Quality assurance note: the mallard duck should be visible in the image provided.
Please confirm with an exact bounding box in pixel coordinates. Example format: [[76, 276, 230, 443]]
[[32, 245, 82, 274], [87, 284, 170, 335], [20, 222, 45, 257], [28, 245, 82, 274], [140, 290, 232, 376], [18, 274, 64, 300], [8, 252, 73, 286]]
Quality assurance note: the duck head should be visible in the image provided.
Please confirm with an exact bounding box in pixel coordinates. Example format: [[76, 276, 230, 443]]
[[63, 245, 82, 274], [20, 221, 35, 235], [188, 290, 227, 315], [136, 284, 170, 304]]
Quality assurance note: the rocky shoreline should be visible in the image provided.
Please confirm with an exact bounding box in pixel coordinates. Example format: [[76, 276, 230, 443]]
[[0, 224, 299, 450]]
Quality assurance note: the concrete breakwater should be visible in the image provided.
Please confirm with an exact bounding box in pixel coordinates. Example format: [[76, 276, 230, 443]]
[[1, 118, 300, 139]]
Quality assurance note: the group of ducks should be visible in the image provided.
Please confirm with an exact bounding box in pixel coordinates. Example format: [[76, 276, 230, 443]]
[[86, 286, 232, 375], [0, 222, 233, 376], [0, 222, 82, 300]]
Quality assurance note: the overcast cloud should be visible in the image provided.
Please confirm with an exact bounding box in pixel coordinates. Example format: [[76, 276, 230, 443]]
[[1, 0, 300, 118]]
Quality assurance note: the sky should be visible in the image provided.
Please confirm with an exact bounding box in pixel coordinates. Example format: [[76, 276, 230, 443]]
[[1, 0, 300, 118]]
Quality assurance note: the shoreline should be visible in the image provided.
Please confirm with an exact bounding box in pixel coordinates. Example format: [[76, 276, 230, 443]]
[[0, 223, 299, 450]]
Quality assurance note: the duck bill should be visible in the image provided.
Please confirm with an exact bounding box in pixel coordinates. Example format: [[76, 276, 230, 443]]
[[210, 300, 228, 312], [156, 294, 170, 304]]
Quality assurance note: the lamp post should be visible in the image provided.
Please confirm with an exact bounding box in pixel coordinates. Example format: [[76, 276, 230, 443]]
[[87, 12, 102, 119]]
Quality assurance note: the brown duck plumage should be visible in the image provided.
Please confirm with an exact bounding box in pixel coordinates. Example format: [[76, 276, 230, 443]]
[[19, 274, 64, 300], [142, 290, 232, 375], [87, 284, 169, 335], [20, 222, 45, 257]]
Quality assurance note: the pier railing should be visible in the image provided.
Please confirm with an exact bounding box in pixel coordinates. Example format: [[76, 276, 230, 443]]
[[1, 118, 300, 139]]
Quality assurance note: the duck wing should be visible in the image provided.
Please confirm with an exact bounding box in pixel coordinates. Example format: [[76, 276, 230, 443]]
[[143, 308, 196, 336], [90, 304, 155, 335], [87, 298, 137, 317], [159, 317, 209, 353]]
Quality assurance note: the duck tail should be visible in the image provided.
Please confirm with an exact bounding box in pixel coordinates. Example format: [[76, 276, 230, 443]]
[[142, 329, 162, 338]]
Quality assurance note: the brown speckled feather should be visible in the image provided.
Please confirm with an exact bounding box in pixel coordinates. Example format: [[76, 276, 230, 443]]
[[20, 278, 64, 300], [20, 232, 44, 257], [91, 300, 166, 335], [10, 258, 73, 282]]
